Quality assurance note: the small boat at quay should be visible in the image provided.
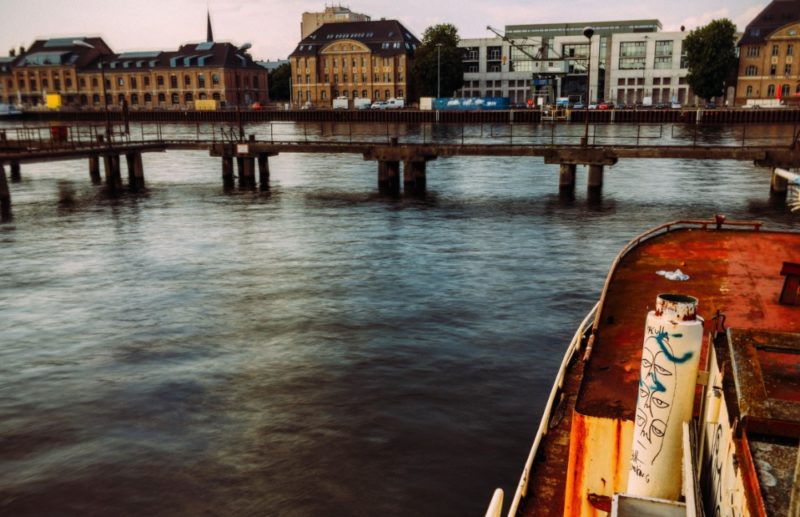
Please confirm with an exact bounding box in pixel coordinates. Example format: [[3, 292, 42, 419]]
[[486, 216, 800, 517]]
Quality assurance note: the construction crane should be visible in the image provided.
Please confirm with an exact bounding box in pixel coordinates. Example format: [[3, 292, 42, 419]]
[[485, 25, 566, 106]]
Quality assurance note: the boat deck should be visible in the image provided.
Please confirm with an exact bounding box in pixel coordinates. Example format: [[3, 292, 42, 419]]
[[520, 224, 800, 516]]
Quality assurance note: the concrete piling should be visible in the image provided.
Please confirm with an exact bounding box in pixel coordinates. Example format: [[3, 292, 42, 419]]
[[588, 164, 604, 192], [257, 154, 270, 191], [126, 152, 145, 191], [559, 163, 576, 197], [403, 160, 427, 195], [378, 160, 400, 196], [238, 156, 256, 188], [89, 156, 101, 184], [10, 162, 20, 183], [222, 156, 234, 189], [0, 164, 10, 220], [103, 154, 122, 193]]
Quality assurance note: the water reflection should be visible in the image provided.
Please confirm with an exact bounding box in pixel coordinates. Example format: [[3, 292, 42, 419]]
[[0, 122, 796, 517]]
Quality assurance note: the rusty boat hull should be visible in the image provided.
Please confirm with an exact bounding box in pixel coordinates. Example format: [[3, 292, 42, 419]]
[[489, 218, 800, 517]]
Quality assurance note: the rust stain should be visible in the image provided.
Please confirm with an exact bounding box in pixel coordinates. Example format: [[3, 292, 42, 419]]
[[564, 412, 586, 516], [587, 493, 612, 513]]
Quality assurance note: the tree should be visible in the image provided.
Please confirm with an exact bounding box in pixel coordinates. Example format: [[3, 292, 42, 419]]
[[683, 19, 738, 102], [269, 63, 291, 101], [411, 23, 464, 99]]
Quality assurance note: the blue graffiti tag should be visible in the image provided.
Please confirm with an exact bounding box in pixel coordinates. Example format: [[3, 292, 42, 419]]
[[655, 330, 694, 364]]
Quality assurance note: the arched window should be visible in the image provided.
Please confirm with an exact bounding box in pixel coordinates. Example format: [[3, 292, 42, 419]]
[[79, 94, 88, 105], [746, 85, 753, 97], [766, 84, 775, 97], [352, 90, 357, 99], [144, 93, 152, 103], [374, 89, 380, 99], [117, 93, 125, 105], [781, 84, 790, 97], [171, 93, 179, 105], [131, 93, 139, 105], [796, 84, 800, 94], [92, 93, 100, 105], [212, 92, 220, 100], [362, 90, 367, 98], [158, 93, 166, 103], [184, 92, 193, 102]]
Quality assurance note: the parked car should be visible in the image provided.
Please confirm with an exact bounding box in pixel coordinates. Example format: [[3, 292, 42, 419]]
[[588, 103, 598, 110], [670, 102, 682, 109], [370, 101, 388, 110], [705, 101, 717, 109], [572, 102, 585, 109], [598, 101, 614, 110]]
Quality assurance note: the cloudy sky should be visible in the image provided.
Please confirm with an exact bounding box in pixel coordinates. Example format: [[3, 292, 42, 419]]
[[1, 0, 766, 60]]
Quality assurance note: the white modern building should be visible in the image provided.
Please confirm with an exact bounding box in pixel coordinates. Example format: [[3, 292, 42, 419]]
[[457, 21, 725, 107]]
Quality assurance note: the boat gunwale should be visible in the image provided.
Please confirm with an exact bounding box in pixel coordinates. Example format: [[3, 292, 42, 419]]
[[500, 216, 778, 517]]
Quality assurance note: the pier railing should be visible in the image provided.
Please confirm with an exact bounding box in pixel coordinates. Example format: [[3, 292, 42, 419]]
[[1, 121, 798, 152]]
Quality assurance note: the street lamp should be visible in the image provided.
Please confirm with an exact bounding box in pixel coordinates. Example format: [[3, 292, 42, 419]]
[[436, 43, 442, 99], [582, 27, 594, 146], [73, 40, 111, 140]]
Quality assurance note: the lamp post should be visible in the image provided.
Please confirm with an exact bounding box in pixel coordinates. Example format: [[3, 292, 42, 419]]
[[436, 43, 442, 99], [582, 27, 594, 146], [73, 40, 111, 140]]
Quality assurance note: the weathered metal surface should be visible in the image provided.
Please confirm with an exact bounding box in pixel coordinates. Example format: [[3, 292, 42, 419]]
[[728, 329, 800, 437], [577, 228, 800, 422], [519, 222, 800, 516], [563, 413, 633, 516]]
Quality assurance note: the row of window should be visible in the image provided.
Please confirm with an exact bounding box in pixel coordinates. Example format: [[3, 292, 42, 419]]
[[295, 72, 404, 84], [295, 56, 401, 70], [744, 64, 795, 76], [745, 84, 800, 96], [747, 44, 795, 57], [0, 73, 264, 91]]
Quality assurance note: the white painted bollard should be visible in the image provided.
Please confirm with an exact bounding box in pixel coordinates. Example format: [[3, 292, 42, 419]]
[[628, 294, 704, 500]]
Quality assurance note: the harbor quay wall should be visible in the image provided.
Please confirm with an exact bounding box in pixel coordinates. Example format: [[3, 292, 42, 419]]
[[15, 107, 800, 125]]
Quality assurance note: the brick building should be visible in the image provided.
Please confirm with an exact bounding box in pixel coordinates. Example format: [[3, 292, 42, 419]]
[[0, 23, 268, 110], [290, 20, 420, 108], [735, 0, 800, 106]]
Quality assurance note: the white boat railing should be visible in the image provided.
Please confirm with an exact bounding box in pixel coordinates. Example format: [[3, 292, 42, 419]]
[[498, 302, 599, 517]]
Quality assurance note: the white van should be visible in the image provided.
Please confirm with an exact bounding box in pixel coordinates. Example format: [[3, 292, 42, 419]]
[[385, 98, 405, 109], [332, 96, 349, 110]]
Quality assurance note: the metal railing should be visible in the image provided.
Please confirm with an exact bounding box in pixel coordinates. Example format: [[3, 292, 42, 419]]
[[1, 121, 797, 154]]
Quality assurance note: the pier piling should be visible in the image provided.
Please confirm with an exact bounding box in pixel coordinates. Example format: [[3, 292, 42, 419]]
[[222, 155, 234, 189], [403, 160, 427, 195], [257, 154, 270, 191], [89, 156, 101, 184], [126, 152, 145, 191], [237, 157, 256, 188], [588, 164, 604, 192], [0, 164, 10, 220], [103, 154, 122, 193], [378, 160, 400, 196], [10, 162, 20, 183], [559, 164, 576, 197]]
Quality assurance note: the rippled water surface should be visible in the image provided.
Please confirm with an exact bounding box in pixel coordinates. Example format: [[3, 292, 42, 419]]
[[0, 122, 796, 516]]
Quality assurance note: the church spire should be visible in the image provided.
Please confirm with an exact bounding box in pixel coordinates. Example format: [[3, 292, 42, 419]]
[[206, 9, 214, 42]]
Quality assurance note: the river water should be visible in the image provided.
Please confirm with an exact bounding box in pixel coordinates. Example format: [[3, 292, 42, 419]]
[[0, 121, 796, 516]]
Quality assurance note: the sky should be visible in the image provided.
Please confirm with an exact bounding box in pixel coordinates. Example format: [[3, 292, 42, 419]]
[[0, 0, 767, 61]]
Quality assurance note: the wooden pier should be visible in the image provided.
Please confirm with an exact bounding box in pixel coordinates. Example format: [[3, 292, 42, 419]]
[[1, 122, 799, 219]]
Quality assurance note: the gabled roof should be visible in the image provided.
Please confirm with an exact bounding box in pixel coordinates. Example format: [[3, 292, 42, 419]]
[[85, 42, 263, 71], [738, 0, 800, 46], [17, 37, 112, 68], [290, 19, 420, 58]]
